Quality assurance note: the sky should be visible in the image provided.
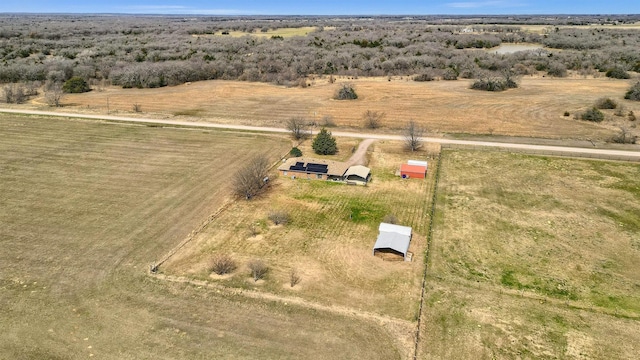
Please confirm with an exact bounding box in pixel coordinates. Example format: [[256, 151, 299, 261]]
[[0, 1, 639, 15]]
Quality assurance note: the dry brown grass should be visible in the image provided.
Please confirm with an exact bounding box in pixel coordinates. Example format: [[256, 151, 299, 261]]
[[164, 140, 437, 323], [0, 114, 405, 359], [50, 76, 640, 141], [420, 150, 640, 359]]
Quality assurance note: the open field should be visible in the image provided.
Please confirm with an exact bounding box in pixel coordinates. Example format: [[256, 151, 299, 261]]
[[192, 26, 326, 38], [50, 77, 639, 141], [0, 114, 406, 359], [419, 150, 640, 359]]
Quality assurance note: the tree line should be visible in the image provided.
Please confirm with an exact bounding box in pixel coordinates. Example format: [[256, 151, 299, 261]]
[[0, 14, 639, 91]]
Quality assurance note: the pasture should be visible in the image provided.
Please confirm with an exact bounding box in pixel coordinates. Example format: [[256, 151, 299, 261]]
[[56, 76, 639, 141], [0, 114, 403, 359], [419, 150, 640, 359]]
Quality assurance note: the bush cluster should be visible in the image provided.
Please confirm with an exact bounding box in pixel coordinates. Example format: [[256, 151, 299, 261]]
[[470, 77, 517, 92], [334, 84, 358, 100], [605, 68, 630, 79], [580, 107, 605, 122], [595, 97, 617, 109], [62, 76, 90, 93], [625, 82, 640, 101]]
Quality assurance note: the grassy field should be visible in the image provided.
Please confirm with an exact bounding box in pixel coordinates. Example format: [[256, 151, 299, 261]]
[[0, 114, 406, 359], [53, 77, 640, 141], [419, 150, 640, 359]]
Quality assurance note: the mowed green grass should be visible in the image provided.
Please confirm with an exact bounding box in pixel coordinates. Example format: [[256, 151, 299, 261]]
[[420, 150, 640, 359], [0, 114, 401, 359]]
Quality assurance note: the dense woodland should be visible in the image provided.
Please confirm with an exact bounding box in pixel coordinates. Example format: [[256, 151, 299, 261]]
[[0, 14, 639, 92]]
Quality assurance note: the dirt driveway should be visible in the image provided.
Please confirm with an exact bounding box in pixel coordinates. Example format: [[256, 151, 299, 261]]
[[347, 138, 376, 166]]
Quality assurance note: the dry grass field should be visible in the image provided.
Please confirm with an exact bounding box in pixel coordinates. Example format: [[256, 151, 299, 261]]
[[419, 150, 640, 359], [0, 114, 406, 359], [52, 76, 639, 141]]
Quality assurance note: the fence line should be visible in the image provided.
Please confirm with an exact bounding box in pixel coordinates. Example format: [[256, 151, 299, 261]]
[[413, 153, 443, 360], [150, 153, 291, 272], [441, 143, 640, 162]]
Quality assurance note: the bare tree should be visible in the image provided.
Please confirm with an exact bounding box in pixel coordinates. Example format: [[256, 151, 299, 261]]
[[2, 85, 14, 103], [611, 127, 637, 144], [286, 117, 309, 140], [289, 268, 301, 287], [209, 254, 237, 275], [404, 120, 425, 151], [232, 155, 270, 200], [363, 110, 385, 129], [44, 82, 64, 107], [248, 259, 269, 282]]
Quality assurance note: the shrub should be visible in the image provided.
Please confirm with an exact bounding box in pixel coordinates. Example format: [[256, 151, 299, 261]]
[[362, 110, 385, 129], [595, 97, 617, 109], [414, 73, 434, 82], [289, 268, 301, 287], [547, 63, 567, 77], [629, 111, 636, 121], [312, 128, 337, 155], [580, 107, 605, 122], [470, 77, 517, 92], [248, 259, 269, 282], [610, 129, 637, 144], [563, 111, 570, 117], [624, 82, 640, 101], [209, 254, 237, 275], [382, 214, 398, 224], [321, 115, 336, 127], [62, 76, 90, 93], [606, 67, 630, 79], [442, 68, 458, 80], [268, 210, 290, 225], [335, 84, 357, 100], [289, 147, 302, 157]]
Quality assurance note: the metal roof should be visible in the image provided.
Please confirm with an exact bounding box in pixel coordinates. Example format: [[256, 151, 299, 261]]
[[344, 165, 371, 180], [408, 160, 428, 167], [373, 223, 412, 257], [400, 163, 426, 173]]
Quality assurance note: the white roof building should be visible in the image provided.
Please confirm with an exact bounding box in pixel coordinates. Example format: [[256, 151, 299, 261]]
[[373, 223, 412, 261]]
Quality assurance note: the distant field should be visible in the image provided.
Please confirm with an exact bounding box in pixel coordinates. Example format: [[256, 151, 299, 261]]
[[0, 114, 404, 359], [419, 150, 640, 359], [192, 26, 323, 38], [55, 77, 639, 141]]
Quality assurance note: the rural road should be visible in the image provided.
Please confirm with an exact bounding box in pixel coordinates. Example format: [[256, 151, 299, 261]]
[[2, 108, 640, 161]]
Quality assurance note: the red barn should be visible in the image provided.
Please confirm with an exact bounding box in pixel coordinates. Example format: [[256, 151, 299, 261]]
[[400, 163, 426, 179]]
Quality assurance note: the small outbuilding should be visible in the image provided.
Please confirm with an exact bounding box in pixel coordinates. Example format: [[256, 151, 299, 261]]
[[344, 165, 371, 185], [373, 222, 412, 261], [400, 160, 427, 179]]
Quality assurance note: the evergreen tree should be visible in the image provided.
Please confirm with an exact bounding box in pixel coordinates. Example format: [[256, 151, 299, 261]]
[[312, 128, 337, 155]]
